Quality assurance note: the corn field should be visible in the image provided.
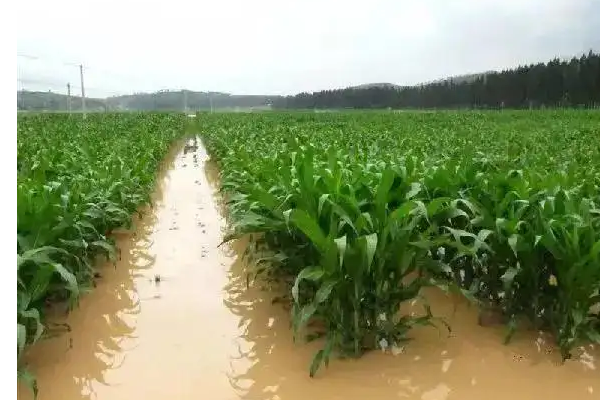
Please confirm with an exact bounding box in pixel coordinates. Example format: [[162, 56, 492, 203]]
[[17, 110, 600, 394], [197, 110, 600, 376], [17, 113, 186, 395]]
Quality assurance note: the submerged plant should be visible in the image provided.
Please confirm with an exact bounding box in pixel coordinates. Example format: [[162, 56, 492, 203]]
[[200, 110, 600, 374], [17, 112, 186, 395]]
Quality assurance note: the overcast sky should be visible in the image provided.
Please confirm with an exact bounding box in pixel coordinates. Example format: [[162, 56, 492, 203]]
[[17, 0, 600, 97]]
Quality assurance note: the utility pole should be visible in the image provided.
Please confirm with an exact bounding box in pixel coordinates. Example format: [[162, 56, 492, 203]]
[[209, 92, 213, 113], [67, 83, 72, 114], [183, 89, 188, 113], [79, 64, 86, 118]]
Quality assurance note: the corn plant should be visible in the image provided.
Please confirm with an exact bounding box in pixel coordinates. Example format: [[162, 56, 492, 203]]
[[199, 110, 600, 374], [17, 112, 186, 396]]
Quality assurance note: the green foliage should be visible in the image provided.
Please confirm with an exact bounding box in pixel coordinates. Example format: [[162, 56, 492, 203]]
[[199, 110, 600, 376], [275, 51, 600, 109], [17, 112, 185, 395], [17, 91, 107, 112]]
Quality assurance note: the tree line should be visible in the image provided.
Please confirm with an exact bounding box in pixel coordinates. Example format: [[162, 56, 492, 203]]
[[17, 91, 107, 111], [17, 90, 275, 112], [273, 51, 600, 109]]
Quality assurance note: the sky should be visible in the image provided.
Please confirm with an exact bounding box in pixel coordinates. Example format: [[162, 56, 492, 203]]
[[17, 0, 600, 97]]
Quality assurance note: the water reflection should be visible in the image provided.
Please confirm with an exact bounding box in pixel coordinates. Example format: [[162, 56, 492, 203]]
[[18, 212, 157, 400], [19, 142, 600, 400], [219, 242, 600, 400], [222, 242, 286, 399], [17, 153, 173, 400]]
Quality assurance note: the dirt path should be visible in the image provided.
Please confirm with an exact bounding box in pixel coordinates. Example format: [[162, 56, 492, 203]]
[[18, 139, 599, 400]]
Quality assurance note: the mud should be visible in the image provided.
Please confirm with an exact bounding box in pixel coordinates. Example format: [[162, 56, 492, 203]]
[[18, 138, 599, 400]]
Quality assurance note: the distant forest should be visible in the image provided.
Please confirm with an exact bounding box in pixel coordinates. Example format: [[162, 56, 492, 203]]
[[17, 51, 600, 111], [106, 91, 273, 111], [273, 51, 600, 109], [17, 91, 107, 112], [17, 90, 274, 112]]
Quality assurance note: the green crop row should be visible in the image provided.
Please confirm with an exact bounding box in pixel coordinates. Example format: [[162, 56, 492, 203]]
[[197, 110, 600, 376], [17, 113, 186, 395]]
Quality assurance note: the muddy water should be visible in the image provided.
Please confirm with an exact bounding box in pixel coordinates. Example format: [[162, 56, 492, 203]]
[[19, 139, 599, 400]]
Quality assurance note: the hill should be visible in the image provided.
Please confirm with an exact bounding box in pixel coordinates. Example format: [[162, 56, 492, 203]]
[[350, 83, 404, 90], [273, 51, 600, 109], [17, 91, 107, 111], [421, 72, 494, 86], [21, 50, 595, 112], [17, 90, 278, 112], [106, 90, 276, 111]]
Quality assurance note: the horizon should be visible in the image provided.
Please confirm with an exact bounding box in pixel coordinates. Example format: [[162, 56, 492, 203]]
[[17, 48, 599, 100], [17, 0, 600, 98]]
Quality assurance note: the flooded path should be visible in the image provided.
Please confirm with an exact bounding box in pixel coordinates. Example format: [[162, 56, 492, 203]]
[[19, 139, 599, 400]]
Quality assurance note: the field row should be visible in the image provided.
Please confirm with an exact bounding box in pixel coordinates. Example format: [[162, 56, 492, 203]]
[[17, 113, 187, 393], [16, 111, 600, 390], [197, 110, 600, 375]]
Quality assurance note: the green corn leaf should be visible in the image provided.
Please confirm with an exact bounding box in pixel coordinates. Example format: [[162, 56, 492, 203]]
[[388, 201, 416, 223], [17, 323, 26, 356], [504, 316, 518, 345], [59, 238, 88, 250], [91, 240, 116, 261], [412, 200, 428, 221], [285, 209, 328, 253], [508, 234, 519, 256], [17, 234, 31, 252], [501, 266, 519, 290], [51, 263, 79, 297], [19, 308, 44, 344], [375, 169, 395, 205], [76, 220, 100, 234], [315, 280, 336, 304], [292, 266, 324, 302], [334, 235, 347, 268], [447, 207, 470, 220], [28, 264, 54, 302], [358, 212, 374, 232], [589, 240, 600, 260], [17, 246, 68, 269], [17, 291, 31, 313], [308, 332, 336, 377], [586, 329, 600, 344], [318, 193, 330, 217], [375, 169, 395, 223], [426, 196, 452, 216], [452, 198, 479, 216], [406, 182, 422, 200], [477, 229, 494, 243], [309, 349, 325, 378], [295, 303, 318, 332], [359, 233, 378, 271]]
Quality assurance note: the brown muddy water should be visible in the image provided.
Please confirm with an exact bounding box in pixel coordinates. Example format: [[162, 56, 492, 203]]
[[18, 139, 599, 400]]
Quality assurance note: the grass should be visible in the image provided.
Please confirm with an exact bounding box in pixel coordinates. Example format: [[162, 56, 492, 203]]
[[17, 112, 186, 397], [197, 110, 600, 376]]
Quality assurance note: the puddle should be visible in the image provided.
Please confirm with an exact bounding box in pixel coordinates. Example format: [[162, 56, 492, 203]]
[[18, 138, 600, 400]]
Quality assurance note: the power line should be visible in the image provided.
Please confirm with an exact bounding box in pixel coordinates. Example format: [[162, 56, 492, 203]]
[[17, 52, 144, 82], [16, 53, 39, 60], [17, 78, 73, 91], [17, 51, 179, 108], [18, 78, 126, 99], [18, 51, 176, 93], [17, 52, 81, 68]]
